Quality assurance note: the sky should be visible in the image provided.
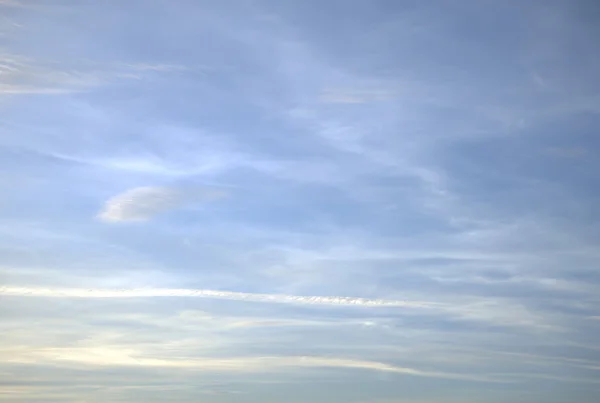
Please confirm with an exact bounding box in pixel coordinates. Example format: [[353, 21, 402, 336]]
[[1, 0, 599, 402]]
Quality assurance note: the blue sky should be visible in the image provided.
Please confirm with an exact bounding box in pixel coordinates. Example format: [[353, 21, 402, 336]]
[[1, 0, 599, 402]]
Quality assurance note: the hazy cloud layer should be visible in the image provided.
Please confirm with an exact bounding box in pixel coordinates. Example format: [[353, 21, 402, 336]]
[[1, 0, 599, 402]]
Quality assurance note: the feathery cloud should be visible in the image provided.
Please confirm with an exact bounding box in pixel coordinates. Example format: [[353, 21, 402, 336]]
[[0, 286, 434, 308], [97, 186, 226, 222], [0, 54, 199, 95], [0, 0, 23, 7], [3, 345, 503, 383], [2, 1, 599, 401], [319, 89, 395, 104]]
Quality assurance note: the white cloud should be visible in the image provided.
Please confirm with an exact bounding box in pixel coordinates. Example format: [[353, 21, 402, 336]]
[[97, 186, 226, 222], [227, 319, 323, 328], [0, 285, 435, 308], [2, 345, 502, 383], [0, 54, 104, 95], [0, 282, 565, 332], [0, 54, 203, 95]]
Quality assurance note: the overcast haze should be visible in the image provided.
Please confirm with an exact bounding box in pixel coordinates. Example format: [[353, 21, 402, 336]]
[[1, 1, 600, 402]]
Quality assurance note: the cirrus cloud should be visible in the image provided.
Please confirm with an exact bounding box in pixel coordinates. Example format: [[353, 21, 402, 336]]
[[97, 186, 226, 223]]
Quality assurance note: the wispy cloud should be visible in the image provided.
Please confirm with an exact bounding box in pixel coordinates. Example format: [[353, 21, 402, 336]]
[[2, 344, 504, 383], [2, 0, 599, 401], [0, 54, 200, 95], [319, 89, 395, 104], [124, 63, 208, 73], [542, 146, 588, 158], [0, 286, 434, 308], [0, 54, 104, 95], [97, 186, 226, 222], [0, 283, 569, 333], [0, 0, 24, 7]]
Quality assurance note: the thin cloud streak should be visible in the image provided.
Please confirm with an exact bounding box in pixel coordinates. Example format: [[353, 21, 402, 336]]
[[0, 53, 202, 95], [0, 286, 437, 308], [5, 346, 505, 383], [0, 0, 23, 7]]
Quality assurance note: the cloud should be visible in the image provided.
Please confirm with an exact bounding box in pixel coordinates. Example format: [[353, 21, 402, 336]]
[[2, 1, 600, 401], [0, 0, 23, 7], [97, 186, 226, 222], [0, 54, 106, 95], [3, 345, 503, 383], [0, 284, 566, 333], [0, 285, 435, 308], [319, 89, 395, 104], [123, 63, 207, 73], [0, 54, 200, 95], [542, 146, 587, 158], [227, 319, 320, 328]]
